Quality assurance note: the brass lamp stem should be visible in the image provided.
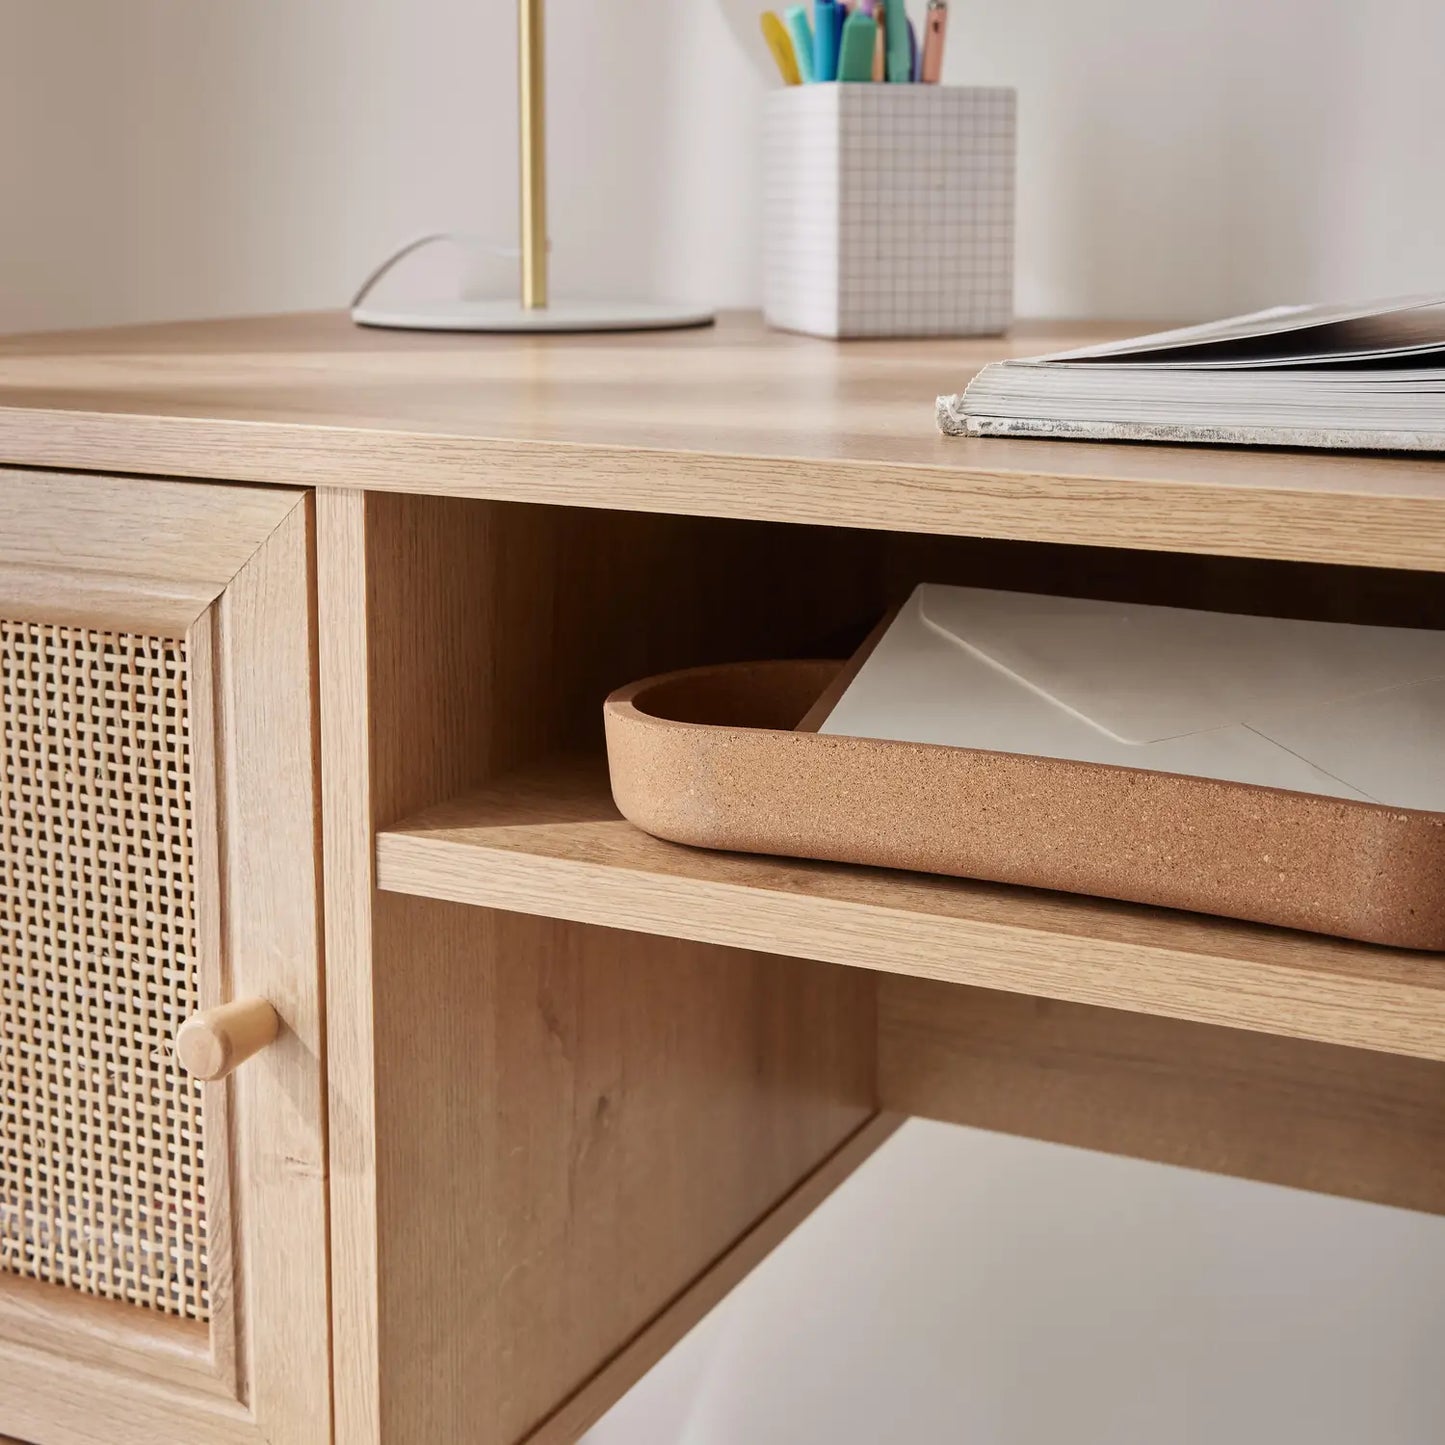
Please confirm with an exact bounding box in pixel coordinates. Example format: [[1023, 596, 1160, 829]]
[[518, 0, 548, 309]]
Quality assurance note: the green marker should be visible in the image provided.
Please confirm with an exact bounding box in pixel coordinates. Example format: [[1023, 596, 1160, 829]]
[[837, 10, 877, 81], [885, 0, 912, 81]]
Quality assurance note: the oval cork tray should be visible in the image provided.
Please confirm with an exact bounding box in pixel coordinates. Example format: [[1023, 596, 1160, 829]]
[[604, 659, 1445, 951]]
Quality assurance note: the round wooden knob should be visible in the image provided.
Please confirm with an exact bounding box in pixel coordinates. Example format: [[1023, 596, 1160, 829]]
[[176, 998, 280, 1081]]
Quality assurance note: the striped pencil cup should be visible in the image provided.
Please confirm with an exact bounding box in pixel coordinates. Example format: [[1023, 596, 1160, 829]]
[[763, 85, 1016, 339]]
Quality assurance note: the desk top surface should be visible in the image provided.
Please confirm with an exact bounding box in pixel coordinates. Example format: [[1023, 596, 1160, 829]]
[[1, 310, 1443, 570]]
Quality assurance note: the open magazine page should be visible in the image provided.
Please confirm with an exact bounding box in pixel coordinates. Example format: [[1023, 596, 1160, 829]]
[[1026, 295, 1445, 369]]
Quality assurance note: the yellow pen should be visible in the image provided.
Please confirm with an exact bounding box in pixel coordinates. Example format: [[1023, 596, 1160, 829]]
[[761, 11, 803, 85]]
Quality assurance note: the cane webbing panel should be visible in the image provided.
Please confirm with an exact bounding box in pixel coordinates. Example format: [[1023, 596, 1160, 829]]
[[0, 619, 207, 1320]]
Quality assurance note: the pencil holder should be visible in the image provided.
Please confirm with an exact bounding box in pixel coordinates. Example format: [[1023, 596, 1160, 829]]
[[763, 85, 1016, 340]]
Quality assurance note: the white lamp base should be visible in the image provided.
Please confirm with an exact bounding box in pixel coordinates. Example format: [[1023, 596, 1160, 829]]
[[352, 297, 715, 333]]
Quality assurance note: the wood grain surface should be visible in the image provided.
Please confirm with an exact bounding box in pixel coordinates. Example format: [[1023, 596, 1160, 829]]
[[318, 492, 877, 1444], [377, 756, 1445, 1062], [0, 479, 327, 1443], [520, 1113, 903, 1445], [0, 467, 301, 633], [3, 312, 1445, 568], [880, 978, 1445, 1214]]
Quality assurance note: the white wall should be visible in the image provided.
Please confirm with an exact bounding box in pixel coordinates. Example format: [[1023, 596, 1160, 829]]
[[0, 0, 764, 332], [7, 0, 1445, 334], [586, 1123, 1445, 1445], [6, 4, 1445, 1442]]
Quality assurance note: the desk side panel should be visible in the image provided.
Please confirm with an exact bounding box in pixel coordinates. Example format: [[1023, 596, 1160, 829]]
[[318, 490, 879, 1444]]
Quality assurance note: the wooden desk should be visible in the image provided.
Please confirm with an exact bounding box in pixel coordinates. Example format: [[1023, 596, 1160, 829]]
[[1, 312, 1443, 1445]]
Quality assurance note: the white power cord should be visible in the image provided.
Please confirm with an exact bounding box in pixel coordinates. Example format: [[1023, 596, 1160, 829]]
[[350, 232, 524, 311]]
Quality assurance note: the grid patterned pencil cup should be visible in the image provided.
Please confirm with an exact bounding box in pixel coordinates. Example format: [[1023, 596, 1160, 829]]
[[763, 85, 1015, 339]]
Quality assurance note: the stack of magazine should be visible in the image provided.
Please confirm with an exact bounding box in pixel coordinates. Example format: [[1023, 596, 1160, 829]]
[[938, 295, 1445, 450]]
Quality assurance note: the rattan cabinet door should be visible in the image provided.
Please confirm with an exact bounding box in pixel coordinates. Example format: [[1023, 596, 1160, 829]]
[[0, 471, 328, 1445]]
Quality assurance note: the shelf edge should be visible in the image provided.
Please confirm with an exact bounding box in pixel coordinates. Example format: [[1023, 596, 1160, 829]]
[[376, 830, 1445, 1062]]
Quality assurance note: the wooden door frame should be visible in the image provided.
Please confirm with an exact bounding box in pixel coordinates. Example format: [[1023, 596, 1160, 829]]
[[0, 470, 329, 1445]]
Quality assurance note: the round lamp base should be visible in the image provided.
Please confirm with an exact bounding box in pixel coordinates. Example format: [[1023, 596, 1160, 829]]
[[352, 298, 715, 333]]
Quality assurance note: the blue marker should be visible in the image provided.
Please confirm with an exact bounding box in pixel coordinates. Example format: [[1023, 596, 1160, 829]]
[[814, 1, 840, 82]]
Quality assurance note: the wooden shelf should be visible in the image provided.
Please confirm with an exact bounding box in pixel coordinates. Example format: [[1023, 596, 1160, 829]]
[[376, 757, 1445, 1063], [3, 311, 1445, 569]]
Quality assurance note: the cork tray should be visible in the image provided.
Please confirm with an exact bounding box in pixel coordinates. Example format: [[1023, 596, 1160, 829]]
[[603, 658, 1445, 951]]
